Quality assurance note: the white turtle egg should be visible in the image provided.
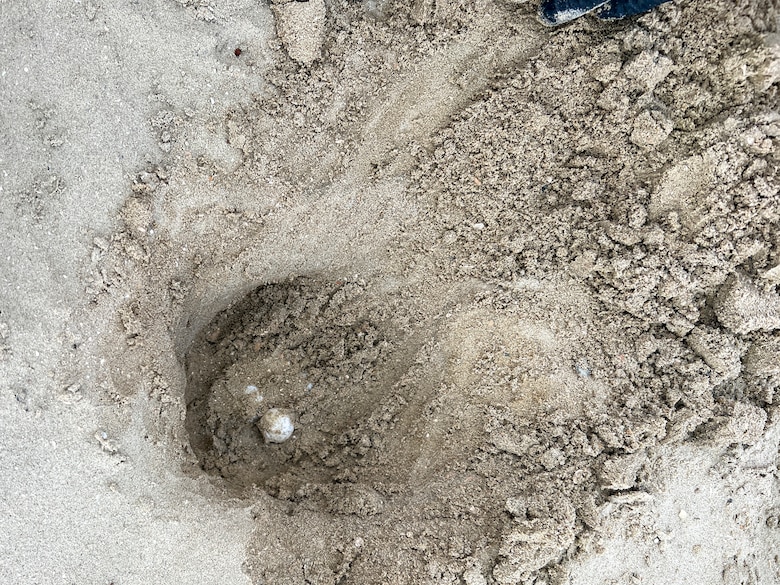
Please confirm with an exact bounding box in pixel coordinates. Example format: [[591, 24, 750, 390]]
[[258, 408, 295, 444]]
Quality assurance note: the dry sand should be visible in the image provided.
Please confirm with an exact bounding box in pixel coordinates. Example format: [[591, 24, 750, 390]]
[[1, 0, 780, 583]]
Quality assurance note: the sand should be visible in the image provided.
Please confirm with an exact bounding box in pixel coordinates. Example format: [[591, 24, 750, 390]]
[[1, 0, 779, 583]]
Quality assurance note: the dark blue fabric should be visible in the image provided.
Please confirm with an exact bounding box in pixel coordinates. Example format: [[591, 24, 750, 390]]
[[538, 0, 671, 24], [597, 0, 670, 19], [538, 0, 609, 25]]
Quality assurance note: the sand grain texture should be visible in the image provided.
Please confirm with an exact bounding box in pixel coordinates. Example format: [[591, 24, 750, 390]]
[[1, 0, 780, 584]]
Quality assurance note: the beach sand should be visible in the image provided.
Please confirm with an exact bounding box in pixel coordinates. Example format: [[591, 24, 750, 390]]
[[1, 0, 779, 583]]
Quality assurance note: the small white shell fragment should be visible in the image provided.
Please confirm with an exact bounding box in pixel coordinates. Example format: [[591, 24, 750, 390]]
[[258, 408, 295, 444]]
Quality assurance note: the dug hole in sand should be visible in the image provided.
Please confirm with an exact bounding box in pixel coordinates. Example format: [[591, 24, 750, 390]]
[[1, 0, 780, 584]]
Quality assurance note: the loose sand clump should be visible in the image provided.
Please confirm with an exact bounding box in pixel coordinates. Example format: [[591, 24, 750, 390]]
[[272, 0, 327, 65]]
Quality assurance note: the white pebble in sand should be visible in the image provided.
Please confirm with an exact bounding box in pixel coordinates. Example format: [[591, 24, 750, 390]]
[[258, 408, 295, 444]]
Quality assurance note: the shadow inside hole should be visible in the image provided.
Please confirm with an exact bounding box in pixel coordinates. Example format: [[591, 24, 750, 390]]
[[183, 276, 413, 497]]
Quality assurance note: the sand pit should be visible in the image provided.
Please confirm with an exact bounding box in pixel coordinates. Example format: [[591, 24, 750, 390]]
[[1, 0, 779, 583]]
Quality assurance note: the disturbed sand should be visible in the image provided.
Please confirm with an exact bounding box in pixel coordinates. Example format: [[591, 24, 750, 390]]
[[1, 0, 780, 583]]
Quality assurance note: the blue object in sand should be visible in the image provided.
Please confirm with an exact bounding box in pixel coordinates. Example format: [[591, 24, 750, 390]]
[[539, 0, 671, 26]]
